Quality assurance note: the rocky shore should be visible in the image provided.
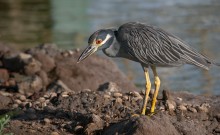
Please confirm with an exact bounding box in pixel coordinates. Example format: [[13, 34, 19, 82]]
[[0, 43, 219, 135]]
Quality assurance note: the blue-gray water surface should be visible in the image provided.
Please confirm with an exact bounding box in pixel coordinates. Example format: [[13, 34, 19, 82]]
[[0, 0, 220, 95]]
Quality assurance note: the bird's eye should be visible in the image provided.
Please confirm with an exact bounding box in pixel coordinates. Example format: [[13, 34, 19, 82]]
[[96, 39, 102, 44]]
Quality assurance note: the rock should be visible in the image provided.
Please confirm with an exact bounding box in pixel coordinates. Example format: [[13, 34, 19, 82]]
[[37, 70, 49, 87], [113, 92, 122, 98], [86, 114, 104, 134], [196, 103, 210, 113], [177, 104, 187, 111], [176, 97, 182, 101], [187, 107, 197, 113], [132, 91, 142, 97], [2, 53, 25, 72], [0, 69, 9, 82], [0, 94, 12, 109], [39, 97, 46, 103], [24, 58, 42, 75], [74, 125, 83, 133], [216, 113, 220, 122], [19, 95, 26, 101], [18, 75, 43, 96], [103, 115, 179, 135], [61, 91, 69, 97], [115, 98, 123, 104], [123, 95, 129, 100], [98, 82, 121, 92], [48, 80, 72, 93], [165, 100, 176, 111], [104, 94, 111, 99], [44, 118, 51, 124], [50, 132, 59, 135], [12, 104, 19, 108], [14, 99, 22, 104], [32, 51, 55, 72]]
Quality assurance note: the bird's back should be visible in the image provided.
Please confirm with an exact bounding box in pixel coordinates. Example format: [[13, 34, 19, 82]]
[[116, 22, 218, 69]]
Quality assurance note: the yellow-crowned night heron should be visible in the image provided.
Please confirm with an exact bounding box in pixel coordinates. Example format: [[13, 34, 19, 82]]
[[77, 22, 219, 115]]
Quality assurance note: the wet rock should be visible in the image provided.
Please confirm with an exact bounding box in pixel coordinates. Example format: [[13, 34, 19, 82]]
[[18, 75, 43, 96], [0, 69, 9, 82]]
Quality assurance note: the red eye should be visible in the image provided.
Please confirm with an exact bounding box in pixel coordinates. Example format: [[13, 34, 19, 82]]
[[96, 39, 102, 44]]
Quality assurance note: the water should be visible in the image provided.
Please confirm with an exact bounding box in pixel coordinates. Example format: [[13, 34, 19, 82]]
[[0, 0, 220, 95]]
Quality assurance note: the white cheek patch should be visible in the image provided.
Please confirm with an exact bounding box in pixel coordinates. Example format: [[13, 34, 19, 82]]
[[101, 34, 112, 45]]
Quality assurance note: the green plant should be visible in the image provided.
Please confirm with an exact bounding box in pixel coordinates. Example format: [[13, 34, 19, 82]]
[[0, 114, 13, 135]]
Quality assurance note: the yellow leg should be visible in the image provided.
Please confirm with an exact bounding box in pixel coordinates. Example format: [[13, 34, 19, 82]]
[[150, 66, 161, 113], [141, 67, 151, 115]]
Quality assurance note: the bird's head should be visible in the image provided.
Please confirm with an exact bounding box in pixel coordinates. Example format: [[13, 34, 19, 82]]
[[77, 29, 115, 63]]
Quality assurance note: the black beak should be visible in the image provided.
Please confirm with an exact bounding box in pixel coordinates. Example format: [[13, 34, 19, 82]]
[[77, 45, 97, 63]]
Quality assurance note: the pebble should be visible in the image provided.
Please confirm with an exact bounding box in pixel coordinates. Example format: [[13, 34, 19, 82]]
[[176, 97, 182, 101], [50, 132, 59, 135], [113, 92, 122, 98], [82, 89, 91, 92], [61, 91, 69, 97], [74, 125, 83, 132], [19, 95, 26, 101], [104, 94, 110, 99], [123, 95, 129, 100], [12, 104, 18, 108], [15, 99, 22, 104], [133, 91, 141, 97], [49, 92, 57, 99], [178, 105, 187, 111], [166, 100, 176, 111], [188, 107, 197, 113], [115, 98, 122, 104], [44, 118, 51, 124], [39, 97, 46, 103]]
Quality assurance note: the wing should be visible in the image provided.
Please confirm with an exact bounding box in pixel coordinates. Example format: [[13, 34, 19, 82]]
[[117, 22, 212, 69]]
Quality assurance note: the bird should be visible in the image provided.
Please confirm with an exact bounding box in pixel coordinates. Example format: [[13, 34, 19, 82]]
[[77, 22, 219, 115]]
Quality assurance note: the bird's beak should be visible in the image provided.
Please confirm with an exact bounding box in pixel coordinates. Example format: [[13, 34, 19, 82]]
[[77, 45, 98, 63]]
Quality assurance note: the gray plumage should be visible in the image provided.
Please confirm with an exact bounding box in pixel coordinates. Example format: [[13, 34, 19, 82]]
[[115, 22, 219, 70]]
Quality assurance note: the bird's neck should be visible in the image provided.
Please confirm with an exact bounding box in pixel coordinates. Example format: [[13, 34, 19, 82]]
[[102, 37, 120, 57]]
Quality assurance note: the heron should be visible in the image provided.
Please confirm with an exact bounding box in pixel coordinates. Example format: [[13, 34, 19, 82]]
[[77, 22, 219, 115]]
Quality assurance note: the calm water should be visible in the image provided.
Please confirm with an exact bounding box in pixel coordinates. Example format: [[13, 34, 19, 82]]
[[0, 0, 220, 95]]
